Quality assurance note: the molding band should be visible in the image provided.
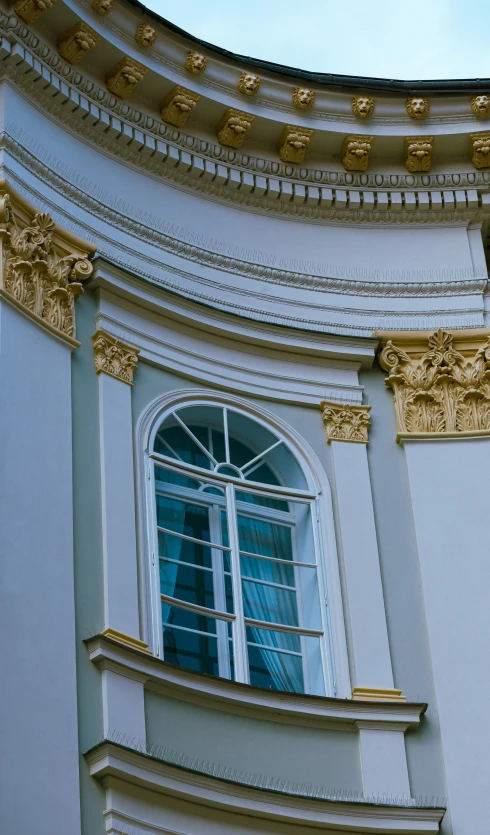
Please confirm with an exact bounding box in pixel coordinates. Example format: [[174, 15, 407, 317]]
[[101, 627, 150, 653]]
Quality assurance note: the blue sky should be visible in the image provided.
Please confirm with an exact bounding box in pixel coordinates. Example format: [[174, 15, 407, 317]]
[[143, 0, 486, 80]]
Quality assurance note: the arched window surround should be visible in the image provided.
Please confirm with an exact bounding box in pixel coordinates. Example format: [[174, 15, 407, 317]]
[[136, 389, 351, 699]]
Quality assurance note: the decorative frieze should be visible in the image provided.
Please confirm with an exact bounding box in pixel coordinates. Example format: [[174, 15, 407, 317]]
[[470, 94, 490, 117], [278, 125, 314, 164], [342, 135, 373, 172], [160, 86, 200, 128], [238, 71, 260, 96], [379, 328, 490, 439], [0, 190, 93, 342], [92, 0, 114, 13], [469, 132, 490, 169], [217, 108, 254, 149], [106, 57, 148, 99], [58, 22, 99, 65], [92, 329, 139, 385], [14, 0, 57, 22], [185, 50, 207, 75], [135, 23, 157, 48], [292, 87, 315, 109], [404, 136, 433, 173], [406, 97, 430, 119], [352, 96, 374, 119], [321, 400, 371, 444]]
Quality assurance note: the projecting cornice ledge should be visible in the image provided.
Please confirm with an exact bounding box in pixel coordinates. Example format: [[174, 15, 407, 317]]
[[85, 740, 445, 833], [377, 328, 490, 442], [86, 634, 426, 730]]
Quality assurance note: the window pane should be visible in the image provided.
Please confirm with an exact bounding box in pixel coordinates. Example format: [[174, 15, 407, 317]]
[[154, 465, 201, 491], [237, 515, 293, 561], [155, 423, 212, 469], [247, 643, 304, 693], [160, 559, 215, 610], [158, 530, 212, 569], [162, 602, 217, 633], [246, 626, 301, 653], [156, 496, 211, 541], [235, 490, 289, 512], [242, 579, 299, 626], [240, 554, 295, 587]]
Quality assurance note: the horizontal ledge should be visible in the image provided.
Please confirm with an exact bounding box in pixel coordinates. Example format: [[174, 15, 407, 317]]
[[86, 741, 445, 832], [86, 634, 426, 728], [397, 430, 490, 443]]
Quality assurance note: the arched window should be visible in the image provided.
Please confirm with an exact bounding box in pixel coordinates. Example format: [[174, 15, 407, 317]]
[[148, 402, 331, 696]]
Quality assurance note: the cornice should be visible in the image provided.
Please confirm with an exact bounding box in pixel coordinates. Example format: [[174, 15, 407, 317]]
[[2, 14, 490, 234], [2, 133, 487, 306], [86, 740, 445, 831]]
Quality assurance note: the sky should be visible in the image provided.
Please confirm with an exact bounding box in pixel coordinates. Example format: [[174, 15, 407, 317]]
[[142, 0, 488, 81]]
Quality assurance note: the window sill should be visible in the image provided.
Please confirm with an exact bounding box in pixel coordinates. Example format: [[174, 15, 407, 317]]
[[86, 634, 426, 730]]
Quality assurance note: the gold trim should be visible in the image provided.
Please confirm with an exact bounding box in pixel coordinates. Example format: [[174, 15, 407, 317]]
[[320, 399, 371, 444], [378, 328, 490, 439], [352, 687, 406, 703], [0, 183, 94, 343], [101, 628, 151, 653], [92, 329, 140, 385]]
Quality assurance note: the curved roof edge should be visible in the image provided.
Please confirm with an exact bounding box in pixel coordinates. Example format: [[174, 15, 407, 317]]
[[127, 0, 490, 94]]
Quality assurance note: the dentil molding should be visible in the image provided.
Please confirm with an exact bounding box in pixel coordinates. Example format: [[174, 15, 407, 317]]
[[92, 328, 139, 384], [2, 12, 490, 229], [0, 182, 94, 344], [379, 328, 490, 440], [321, 400, 371, 444]]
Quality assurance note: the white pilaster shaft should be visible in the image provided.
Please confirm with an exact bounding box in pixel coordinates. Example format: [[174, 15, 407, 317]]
[[330, 440, 394, 689], [404, 438, 490, 832], [98, 371, 140, 639]]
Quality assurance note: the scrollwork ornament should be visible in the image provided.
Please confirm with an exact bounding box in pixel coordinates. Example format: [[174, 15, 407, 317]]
[[379, 329, 490, 438], [14, 0, 57, 23], [0, 197, 93, 341], [321, 400, 371, 444], [92, 329, 139, 384]]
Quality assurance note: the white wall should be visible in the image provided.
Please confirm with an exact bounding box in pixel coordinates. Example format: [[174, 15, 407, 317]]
[[404, 438, 490, 833], [0, 301, 81, 835]]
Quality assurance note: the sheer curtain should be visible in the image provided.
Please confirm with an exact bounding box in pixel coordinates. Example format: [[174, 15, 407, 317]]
[[238, 515, 303, 692], [157, 495, 187, 626]]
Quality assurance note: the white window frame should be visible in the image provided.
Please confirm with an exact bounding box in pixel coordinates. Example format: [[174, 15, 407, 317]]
[[136, 390, 351, 699]]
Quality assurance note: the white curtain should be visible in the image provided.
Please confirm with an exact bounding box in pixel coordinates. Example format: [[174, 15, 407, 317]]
[[238, 515, 303, 692]]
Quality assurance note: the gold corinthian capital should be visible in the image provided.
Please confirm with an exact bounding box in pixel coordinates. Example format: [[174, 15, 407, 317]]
[[0, 183, 94, 344], [321, 400, 371, 444], [378, 328, 490, 441]]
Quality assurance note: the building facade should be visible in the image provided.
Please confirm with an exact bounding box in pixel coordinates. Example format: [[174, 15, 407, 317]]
[[1, 1, 490, 833]]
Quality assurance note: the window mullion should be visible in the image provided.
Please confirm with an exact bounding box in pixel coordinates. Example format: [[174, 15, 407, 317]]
[[210, 503, 231, 680], [226, 483, 249, 684]]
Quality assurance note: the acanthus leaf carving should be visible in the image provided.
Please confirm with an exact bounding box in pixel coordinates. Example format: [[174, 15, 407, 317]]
[[14, 0, 57, 23], [92, 329, 139, 384], [379, 329, 490, 438], [321, 400, 371, 444], [0, 192, 93, 341]]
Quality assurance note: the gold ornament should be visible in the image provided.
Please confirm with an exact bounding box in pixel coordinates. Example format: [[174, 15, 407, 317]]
[[160, 86, 200, 128], [217, 109, 255, 149], [469, 132, 490, 169], [406, 97, 430, 119], [106, 57, 148, 99], [58, 22, 99, 65], [238, 71, 260, 96], [321, 401, 371, 444], [135, 23, 157, 48], [404, 136, 433, 173], [185, 51, 207, 75], [342, 135, 373, 172], [278, 125, 314, 164], [352, 96, 374, 119], [92, 330, 139, 385]]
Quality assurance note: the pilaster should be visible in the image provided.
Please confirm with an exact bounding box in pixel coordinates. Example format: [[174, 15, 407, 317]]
[[378, 328, 490, 831], [93, 329, 149, 652]]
